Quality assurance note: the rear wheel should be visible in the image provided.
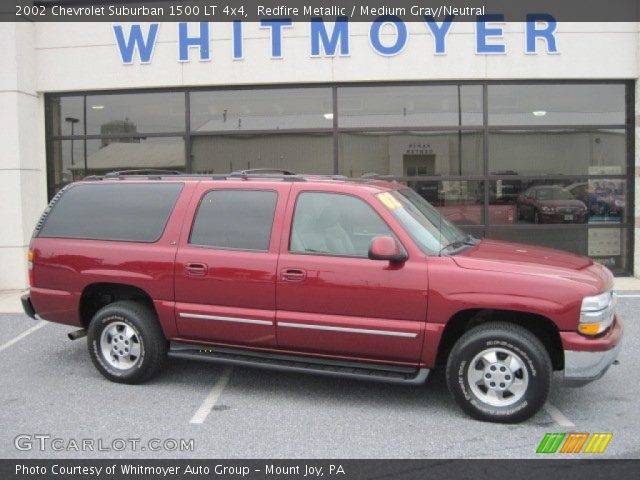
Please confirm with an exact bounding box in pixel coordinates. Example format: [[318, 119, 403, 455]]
[[446, 321, 551, 423], [87, 300, 167, 384]]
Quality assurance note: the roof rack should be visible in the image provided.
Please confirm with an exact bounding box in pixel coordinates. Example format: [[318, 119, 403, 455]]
[[104, 169, 182, 178], [83, 169, 397, 184], [85, 168, 307, 182]]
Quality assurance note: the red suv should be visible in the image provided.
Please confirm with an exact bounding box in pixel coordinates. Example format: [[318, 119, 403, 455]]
[[22, 170, 622, 423]]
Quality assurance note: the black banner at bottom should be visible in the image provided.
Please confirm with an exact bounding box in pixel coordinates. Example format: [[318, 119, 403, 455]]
[[1, 459, 639, 480]]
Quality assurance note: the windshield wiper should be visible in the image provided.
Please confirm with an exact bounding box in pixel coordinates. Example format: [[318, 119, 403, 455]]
[[438, 235, 477, 256]]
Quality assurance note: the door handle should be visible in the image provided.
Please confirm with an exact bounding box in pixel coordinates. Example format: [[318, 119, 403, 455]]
[[185, 262, 208, 276], [282, 268, 306, 282]]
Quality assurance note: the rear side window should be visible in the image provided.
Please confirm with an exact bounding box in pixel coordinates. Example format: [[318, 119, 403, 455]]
[[190, 190, 277, 251], [39, 183, 183, 242]]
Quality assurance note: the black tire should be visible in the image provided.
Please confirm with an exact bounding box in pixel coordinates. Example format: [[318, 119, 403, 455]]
[[445, 321, 551, 423], [87, 300, 168, 384]]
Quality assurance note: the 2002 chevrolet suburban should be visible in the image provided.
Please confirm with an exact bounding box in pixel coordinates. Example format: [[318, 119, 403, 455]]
[[21, 169, 622, 423]]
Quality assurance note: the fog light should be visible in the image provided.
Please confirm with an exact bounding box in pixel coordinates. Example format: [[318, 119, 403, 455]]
[[578, 323, 602, 336]]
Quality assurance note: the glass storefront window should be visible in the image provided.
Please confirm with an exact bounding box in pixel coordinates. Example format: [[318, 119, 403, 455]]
[[48, 96, 84, 137], [489, 178, 626, 226], [45, 82, 633, 274], [488, 129, 626, 176], [86, 137, 185, 175], [486, 226, 629, 273], [339, 131, 483, 177], [190, 88, 333, 132], [338, 85, 483, 128], [86, 92, 186, 135], [488, 84, 626, 126], [49, 139, 86, 191], [190, 133, 333, 174], [403, 180, 485, 226]]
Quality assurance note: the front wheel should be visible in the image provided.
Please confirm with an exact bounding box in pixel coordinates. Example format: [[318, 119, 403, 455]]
[[87, 300, 168, 384], [446, 321, 552, 423]]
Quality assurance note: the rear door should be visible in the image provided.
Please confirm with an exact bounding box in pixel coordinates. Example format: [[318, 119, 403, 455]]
[[275, 185, 429, 363], [174, 182, 291, 346]]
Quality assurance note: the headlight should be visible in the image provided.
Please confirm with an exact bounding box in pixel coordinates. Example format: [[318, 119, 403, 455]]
[[579, 291, 616, 335], [541, 206, 555, 213], [614, 199, 624, 207]]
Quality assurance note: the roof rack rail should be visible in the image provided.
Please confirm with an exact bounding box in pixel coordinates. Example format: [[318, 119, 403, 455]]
[[230, 168, 296, 176], [228, 169, 306, 182], [360, 173, 397, 182], [104, 169, 182, 178]]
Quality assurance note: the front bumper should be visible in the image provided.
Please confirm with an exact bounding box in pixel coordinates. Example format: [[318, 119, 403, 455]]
[[562, 317, 623, 387], [21, 293, 37, 320]]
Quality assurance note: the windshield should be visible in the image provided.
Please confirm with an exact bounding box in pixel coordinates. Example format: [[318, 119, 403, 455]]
[[535, 187, 575, 201], [377, 188, 469, 254]]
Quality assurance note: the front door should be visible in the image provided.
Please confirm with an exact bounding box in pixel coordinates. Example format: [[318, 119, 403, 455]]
[[276, 186, 428, 363], [174, 183, 291, 346]]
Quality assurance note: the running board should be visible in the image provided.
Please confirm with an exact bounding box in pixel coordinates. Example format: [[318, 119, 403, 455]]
[[169, 341, 429, 385]]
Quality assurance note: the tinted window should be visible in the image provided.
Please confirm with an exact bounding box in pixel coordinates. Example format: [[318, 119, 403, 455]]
[[190, 190, 277, 251], [86, 92, 186, 135], [48, 96, 84, 136], [338, 85, 483, 128], [39, 183, 183, 242], [488, 84, 625, 125], [190, 88, 333, 132], [191, 133, 333, 174], [339, 131, 484, 177], [290, 192, 392, 257]]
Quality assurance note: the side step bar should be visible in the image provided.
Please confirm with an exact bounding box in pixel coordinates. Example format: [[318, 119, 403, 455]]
[[169, 341, 429, 385]]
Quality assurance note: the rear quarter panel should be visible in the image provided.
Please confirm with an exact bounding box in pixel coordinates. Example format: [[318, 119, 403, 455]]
[[29, 181, 197, 336]]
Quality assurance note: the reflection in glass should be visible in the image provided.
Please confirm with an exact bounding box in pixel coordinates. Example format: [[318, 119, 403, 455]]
[[86, 93, 186, 134], [339, 131, 483, 177], [338, 85, 483, 128], [403, 180, 485, 226], [85, 137, 185, 175], [489, 179, 625, 225], [48, 96, 84, 137], [489, 129, 625, 176], [488, 84, 625, 125], [190, 88, 333, 132], [485, 226, 628, 273], [191, 133, 333, 174], [50, 139, 86, 192]]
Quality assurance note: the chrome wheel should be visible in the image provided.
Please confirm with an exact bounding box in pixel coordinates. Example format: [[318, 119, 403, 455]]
[[99, 321, 143, 370], [467, 347, 529, 407]]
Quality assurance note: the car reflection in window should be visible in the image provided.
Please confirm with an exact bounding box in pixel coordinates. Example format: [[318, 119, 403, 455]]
[[516, 185, 588, 224]]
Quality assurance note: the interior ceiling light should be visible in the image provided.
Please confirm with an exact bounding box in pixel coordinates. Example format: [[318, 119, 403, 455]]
[[532, 110, 547, 117], [323, 113, 334, 120], [91, 105, 105, 110]]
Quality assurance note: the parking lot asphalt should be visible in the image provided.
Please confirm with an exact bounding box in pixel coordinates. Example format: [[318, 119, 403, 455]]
[[0, 295, 638, 459]]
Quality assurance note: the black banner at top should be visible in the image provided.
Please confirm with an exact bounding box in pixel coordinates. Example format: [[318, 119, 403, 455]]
[[5, 0, 640, 22]]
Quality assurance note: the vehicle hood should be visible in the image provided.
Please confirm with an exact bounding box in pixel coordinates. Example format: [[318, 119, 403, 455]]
[[452, 239, 611, 291]]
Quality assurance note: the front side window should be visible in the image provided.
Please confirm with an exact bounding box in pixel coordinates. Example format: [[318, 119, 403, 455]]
[[290, 192, 392, 257], [190, 190, 277, 251], [378, 188, 468, 254]]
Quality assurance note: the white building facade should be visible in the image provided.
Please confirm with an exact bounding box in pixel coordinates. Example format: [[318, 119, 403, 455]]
[[1, 21, 639, 289]]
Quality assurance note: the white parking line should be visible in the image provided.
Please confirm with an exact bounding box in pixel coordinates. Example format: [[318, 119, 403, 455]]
[[544, 402, 575, 427], [190, 366, 233, 424], [0, 320, 47, 354]]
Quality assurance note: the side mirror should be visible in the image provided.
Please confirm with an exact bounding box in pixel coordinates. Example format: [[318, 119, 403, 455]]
[[368, 236, 407, 263]]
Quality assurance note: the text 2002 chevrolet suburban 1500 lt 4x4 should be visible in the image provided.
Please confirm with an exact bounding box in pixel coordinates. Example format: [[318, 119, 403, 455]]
[[21, 170, 622, 423]]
